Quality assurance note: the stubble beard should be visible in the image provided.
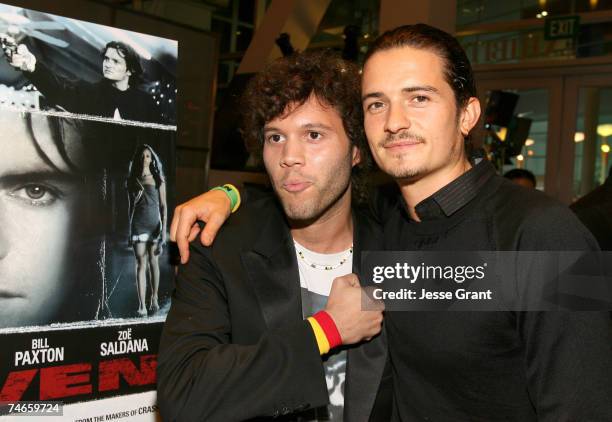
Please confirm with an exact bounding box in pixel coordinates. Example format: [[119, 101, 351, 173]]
[[375, 131, 427, 180], [274, 155, 353, 223], [380, 150, 427, 180]]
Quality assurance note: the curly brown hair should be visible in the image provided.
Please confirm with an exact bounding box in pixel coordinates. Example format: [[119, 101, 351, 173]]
[[241, 49, 371, 205]]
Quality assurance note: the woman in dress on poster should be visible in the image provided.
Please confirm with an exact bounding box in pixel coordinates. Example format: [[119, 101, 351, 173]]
[[126, 144, 167, 317]]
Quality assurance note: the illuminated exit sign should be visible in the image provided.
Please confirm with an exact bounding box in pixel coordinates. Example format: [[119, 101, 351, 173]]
[[544, 16, 580, 40]]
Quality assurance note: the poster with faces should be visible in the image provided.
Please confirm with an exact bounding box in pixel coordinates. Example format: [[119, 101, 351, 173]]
[[0, 3, 177, 419]]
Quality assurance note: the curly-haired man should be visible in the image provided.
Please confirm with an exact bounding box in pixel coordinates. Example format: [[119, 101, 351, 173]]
[[158, 50, 390, 422]]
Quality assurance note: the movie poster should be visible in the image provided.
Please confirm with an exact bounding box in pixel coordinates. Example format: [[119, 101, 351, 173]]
[[0, 3, 177, 420]]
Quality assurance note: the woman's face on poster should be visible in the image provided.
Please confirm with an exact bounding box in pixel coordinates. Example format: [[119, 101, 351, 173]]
[[142, 148, 152, 171], [0, 111, 84, 328]]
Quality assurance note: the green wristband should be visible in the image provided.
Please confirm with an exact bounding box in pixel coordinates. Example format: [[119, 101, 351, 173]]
[[210, 184, 241, 213]]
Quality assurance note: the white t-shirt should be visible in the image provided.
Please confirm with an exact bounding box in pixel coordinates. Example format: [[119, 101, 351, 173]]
[[294, 240, 353, 422]]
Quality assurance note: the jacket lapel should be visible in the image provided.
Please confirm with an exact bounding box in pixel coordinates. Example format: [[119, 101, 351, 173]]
[[242, 201, 389, 420], [345, 210, 389, 422], [241, 202, 303, 329]]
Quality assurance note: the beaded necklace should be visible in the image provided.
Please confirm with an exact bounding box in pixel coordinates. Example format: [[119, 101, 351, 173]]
[[294, 242, 353, 271]]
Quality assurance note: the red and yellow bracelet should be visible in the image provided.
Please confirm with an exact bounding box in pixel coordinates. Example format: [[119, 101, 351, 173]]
[[306, 311, 342, 355]]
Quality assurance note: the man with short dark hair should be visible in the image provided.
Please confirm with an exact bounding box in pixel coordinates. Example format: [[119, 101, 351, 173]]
[[171, 24, 612, 421], [158, 50, 389, 422], [504, 168, 537, 188], [361, 23, 612, 421], [3, 40, 159, 123]]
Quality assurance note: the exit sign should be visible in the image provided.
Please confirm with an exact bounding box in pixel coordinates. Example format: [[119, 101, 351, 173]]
[[544, 16, 580, 40]]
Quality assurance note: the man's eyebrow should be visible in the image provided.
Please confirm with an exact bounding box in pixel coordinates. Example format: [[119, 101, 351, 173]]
[[402, 85, 440, 94], [301, 123, 333, 131], [362, 92, 384, 102], [0, 170, 78, 186], [264, 123, 334, 132], [362, 85, 441, 102], [263, 125, 280, 133]]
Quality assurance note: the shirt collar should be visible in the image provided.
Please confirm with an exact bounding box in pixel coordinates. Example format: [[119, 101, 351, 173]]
[[412, 158, 496, 221]]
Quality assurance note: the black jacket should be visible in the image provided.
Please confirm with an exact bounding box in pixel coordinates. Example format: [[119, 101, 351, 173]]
[[571, 174, 612, 250], [158, 196, 390, 422]]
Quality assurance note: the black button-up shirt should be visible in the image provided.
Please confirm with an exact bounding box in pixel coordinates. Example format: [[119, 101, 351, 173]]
[[376, 159, 612, 422], [413, 158, 495, 221]]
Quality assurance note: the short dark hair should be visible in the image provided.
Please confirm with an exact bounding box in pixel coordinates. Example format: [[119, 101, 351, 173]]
[[102, 41, 143, 84], [504, 168, 536, 186], [365, 24, 476, 110], [241, 49, 371, 204]]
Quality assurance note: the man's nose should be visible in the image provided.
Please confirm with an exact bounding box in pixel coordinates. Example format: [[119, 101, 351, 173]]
[[384, 102, 410, 134], [280, 138, 305, 167]]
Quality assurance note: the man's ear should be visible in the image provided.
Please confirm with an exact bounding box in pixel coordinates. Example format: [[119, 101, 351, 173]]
[[459, 97, 481, 137], [351, 146, 361, 167]]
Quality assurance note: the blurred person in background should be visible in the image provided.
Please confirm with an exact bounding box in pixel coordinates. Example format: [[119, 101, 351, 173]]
[[571, 166, 612, 250], [504, 168, 536, 189]]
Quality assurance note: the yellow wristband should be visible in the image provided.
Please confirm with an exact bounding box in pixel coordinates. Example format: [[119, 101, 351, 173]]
[[307, 317, 330, 355]]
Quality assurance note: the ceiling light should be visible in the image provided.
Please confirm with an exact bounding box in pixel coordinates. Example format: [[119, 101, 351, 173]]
[[597, 124, 612, 137]]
